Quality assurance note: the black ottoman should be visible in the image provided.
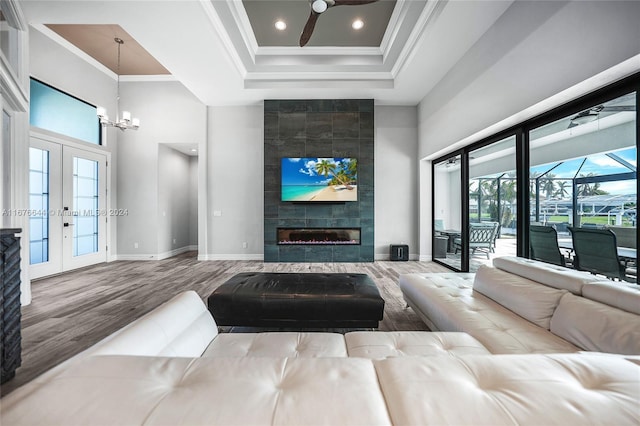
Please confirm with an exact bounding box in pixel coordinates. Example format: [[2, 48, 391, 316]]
[[208, 273, 385, 328]]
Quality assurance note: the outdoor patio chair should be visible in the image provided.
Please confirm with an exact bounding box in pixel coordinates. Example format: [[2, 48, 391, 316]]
[[568, 226, 633, 282], [454, 221, 500, 259], [529, 225, 567, 267]]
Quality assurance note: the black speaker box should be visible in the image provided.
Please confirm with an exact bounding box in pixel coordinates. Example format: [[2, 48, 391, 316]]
[[390, 244, 409, 261]]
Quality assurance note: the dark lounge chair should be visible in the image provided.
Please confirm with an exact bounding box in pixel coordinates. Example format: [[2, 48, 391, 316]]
[[529, 225, 566, 267], [569, 226, 633, 282]]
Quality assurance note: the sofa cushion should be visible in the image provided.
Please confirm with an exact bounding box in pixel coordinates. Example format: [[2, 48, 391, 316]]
[[493, 256, 601, 294], [400, 273, 476, 332], [0, 355, 392, 426], [374, 354, 640, 426], [202, 332, 348, 358], [344, 331, 490, 358], [551, 293, 640, 354], [88, 291, 218, 358], [581, 281, 640, 315], [473, 265, 567, 329], [400, 273, 579, 354]]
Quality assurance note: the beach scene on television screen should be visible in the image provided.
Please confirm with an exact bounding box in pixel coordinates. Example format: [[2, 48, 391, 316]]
[[281, 157, 358, 202]]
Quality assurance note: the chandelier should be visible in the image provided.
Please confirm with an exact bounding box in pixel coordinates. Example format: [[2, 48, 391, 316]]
[[97, 37, 140, 131]]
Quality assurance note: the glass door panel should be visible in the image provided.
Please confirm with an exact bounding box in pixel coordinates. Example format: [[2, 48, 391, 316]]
[[29, 147, 49, 264], [72, 157, 99, 256], [29, 139, 62, 279], [529, 91, 636, 280], [433, 154, 462, 271], [467, 136, 518, 271], [62, 146, 106, 270]]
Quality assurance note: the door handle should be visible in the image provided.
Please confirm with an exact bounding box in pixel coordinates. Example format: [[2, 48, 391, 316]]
[[63, 222, 75, 227]]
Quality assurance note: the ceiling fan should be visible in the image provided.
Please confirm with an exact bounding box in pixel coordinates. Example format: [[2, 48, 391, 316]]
[[299, 0, 379, 47], [568, 104, 635, 128]]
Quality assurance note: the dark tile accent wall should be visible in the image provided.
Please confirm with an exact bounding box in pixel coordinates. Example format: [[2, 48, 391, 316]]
[[264, 100, 374, 262]]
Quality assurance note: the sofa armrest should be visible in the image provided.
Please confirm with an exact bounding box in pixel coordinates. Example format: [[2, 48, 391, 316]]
[[88, 291, 218, 358]]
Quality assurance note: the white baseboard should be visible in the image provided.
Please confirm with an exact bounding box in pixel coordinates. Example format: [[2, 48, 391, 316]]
[[116, 245, 198, 261], [197, 254, 264, 261]]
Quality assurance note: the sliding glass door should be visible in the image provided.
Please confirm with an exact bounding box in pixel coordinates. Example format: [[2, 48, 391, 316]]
[[467, 136, 518, 271], [433, 154, 463, 271], [431, 76, 637, 278]]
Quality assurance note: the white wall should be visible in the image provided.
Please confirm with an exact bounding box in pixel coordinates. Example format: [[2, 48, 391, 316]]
[[205, 106, 263, 259], [189, 156, 198, 246], [117, 81, 206, 258], [418, 1, 640, 160], [374, 106, 419, 259], [418, 1, 640, 258]]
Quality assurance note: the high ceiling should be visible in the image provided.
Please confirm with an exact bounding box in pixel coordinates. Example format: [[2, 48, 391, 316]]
[[45, 24, 169, 75], [242, 0, 396, 47], [23, 0, 515, 106]]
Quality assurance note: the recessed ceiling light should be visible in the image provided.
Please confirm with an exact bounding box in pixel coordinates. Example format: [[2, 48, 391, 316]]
[[191, 149, 197, 152], [275, 20, 287, 31], [352, 19, 364, 30]]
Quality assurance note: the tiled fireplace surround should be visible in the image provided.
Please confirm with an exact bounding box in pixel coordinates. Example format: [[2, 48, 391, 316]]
[[264, 99, 374, 262]]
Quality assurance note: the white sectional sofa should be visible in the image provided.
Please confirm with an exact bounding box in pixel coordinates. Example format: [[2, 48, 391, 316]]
[[2, 261, 640, 425], [400, 256, 640, 355]]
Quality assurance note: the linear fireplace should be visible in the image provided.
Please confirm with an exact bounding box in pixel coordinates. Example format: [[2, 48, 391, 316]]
[[278, 228, 361, 245]]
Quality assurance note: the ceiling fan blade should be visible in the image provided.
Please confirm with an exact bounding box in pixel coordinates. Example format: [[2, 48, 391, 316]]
[[299, 11, 319, 47], [333, 0, 379, 5]]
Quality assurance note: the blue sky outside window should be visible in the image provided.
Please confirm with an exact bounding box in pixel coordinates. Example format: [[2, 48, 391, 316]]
[[30, 79, 100, 145]]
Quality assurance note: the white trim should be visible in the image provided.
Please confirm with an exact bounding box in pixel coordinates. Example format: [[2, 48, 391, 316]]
[[228, 0, 259, 60], [256, 46, 382, 56], [116, 254, 159, 261], [244, 73, 393, 89], [30, 128, 111, 156], [157, 245, 197, 260], [419, 254, 432, 262], [198, 254, 264, 261], [116, 245, 198, 261], [199, 0, 248, 78], [119, 75, 176, 83], [0, 53, 28, 112], [390, 0, 445, 78], [0, 0, 27, 31], [380, 0, 409, 60]]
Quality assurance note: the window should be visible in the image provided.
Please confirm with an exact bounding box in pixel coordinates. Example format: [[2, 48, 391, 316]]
[[431, 75, 638, 279], [29, 78, 101, 145], [29, 147, 50, 264]]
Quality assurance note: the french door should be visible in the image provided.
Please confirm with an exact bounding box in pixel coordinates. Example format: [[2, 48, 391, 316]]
[[29, 138, 107, 279]]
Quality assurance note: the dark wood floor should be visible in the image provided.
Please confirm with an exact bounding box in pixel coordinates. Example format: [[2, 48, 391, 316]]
[[1, 252, 447, 396]]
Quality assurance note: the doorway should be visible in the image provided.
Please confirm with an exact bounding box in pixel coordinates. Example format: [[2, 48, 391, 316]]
[[29, 138, 107, 279]]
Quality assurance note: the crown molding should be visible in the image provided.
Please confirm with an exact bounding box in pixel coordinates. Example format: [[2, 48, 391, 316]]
[[228, 0, 259, 61], [390, 0, 445, 78], [206, 0, 426, 87], [120, 75, 176, 82], [199, 0, 248, 78]]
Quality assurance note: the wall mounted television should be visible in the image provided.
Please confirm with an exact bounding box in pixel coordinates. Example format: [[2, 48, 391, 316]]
[[281, 157, 358, 202]]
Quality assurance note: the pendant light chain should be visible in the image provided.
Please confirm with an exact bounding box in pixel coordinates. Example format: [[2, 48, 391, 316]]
[[115, 37, 123, 115], [96, 36, 140, 130]]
